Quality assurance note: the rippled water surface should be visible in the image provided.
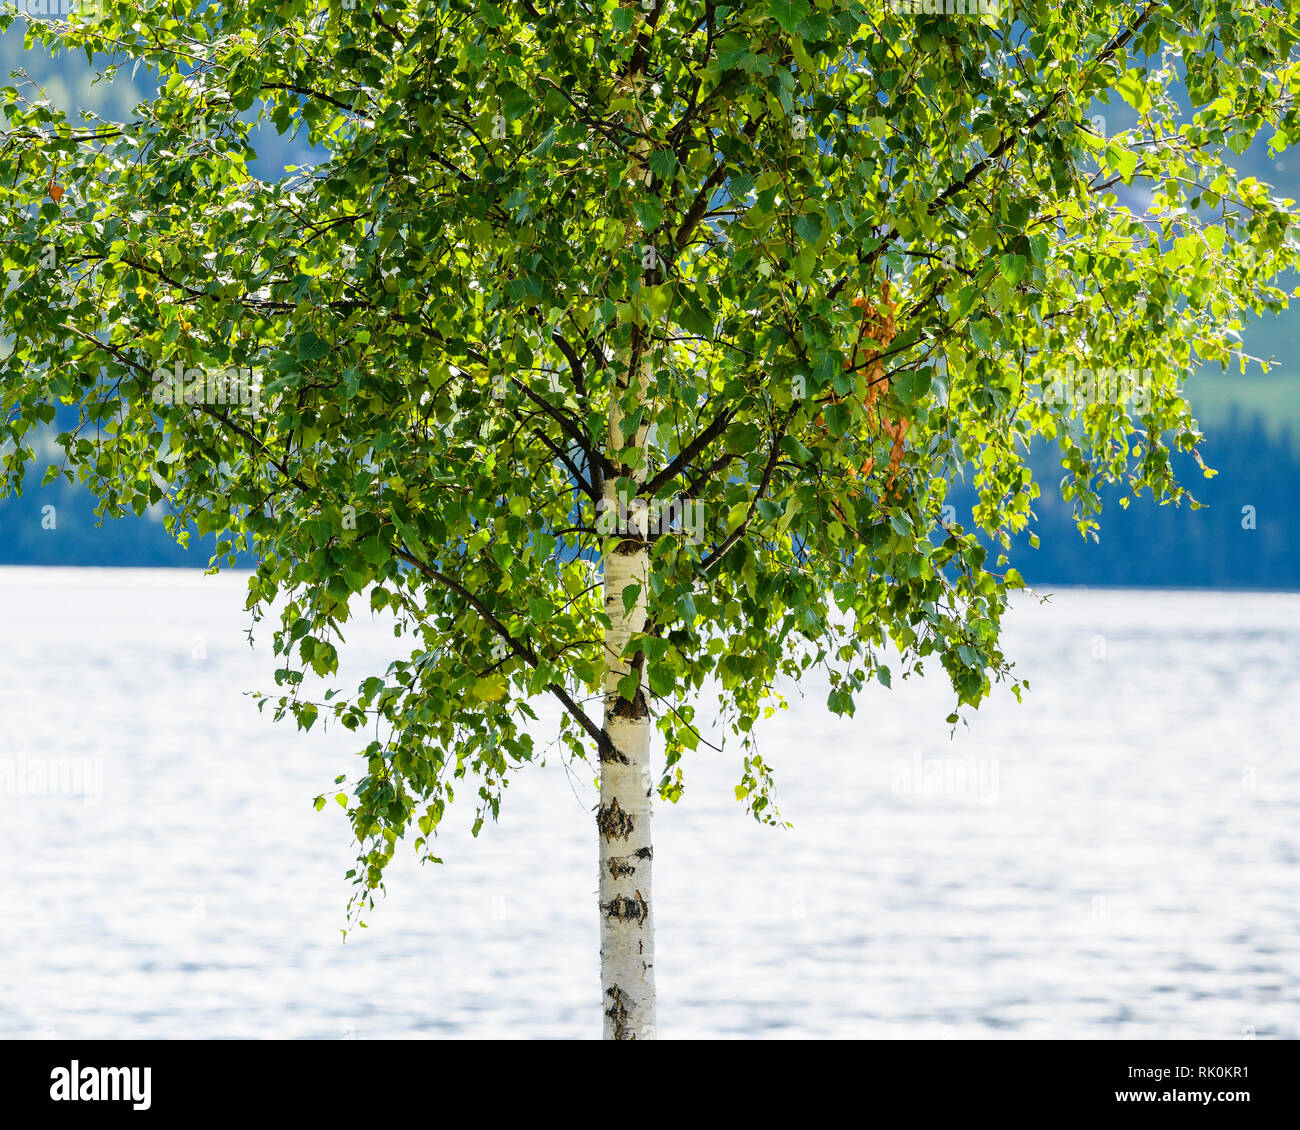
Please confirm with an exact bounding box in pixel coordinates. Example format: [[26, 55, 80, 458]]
[[1, 567, 1296, 1039]]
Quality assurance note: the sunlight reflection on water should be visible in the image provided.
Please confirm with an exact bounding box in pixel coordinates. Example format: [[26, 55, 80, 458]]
[[1, 568, 1296, 1039]]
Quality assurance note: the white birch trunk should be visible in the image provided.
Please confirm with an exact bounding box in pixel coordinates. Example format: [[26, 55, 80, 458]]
[[597, 127, 657, 1034], [597, 525, 655, 1040], [597, 26, 658, 1040]]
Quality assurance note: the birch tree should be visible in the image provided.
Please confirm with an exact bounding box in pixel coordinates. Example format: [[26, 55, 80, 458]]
[[3, 0, 1298, 1038]]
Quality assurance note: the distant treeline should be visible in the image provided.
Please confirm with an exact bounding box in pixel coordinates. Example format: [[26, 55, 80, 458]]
[[951, 412, 1298, 589], [1, 412, 1295, 589]]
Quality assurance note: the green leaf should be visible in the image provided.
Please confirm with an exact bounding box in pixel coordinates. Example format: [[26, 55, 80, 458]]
[[676, 290, 715, 337], [999, 253, 1026, 285], [296, 332, 329, 362], [647, 149, 678, 182], [1108, 144, 1139, 184], [893, 368, 931, 409], [768, 0, 811, 34], [823, 402, 851, 436], [472, 674, 509, 702], [640, 284, 672, 322], [793, 212, 822, 246]]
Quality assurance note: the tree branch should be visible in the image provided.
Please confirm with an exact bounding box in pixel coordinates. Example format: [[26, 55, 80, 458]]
[[641, 403, 736, 498], [393, 545, 613, 758], [697, 408, 793, 573]]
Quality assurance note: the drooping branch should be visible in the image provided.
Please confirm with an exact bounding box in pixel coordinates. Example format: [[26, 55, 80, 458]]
[[551, 328, 587, 398], [393, 545, 613, 758], [531, 427, 599, 502]]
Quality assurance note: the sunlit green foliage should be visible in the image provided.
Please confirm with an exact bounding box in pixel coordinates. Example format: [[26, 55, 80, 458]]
[[2, 0, 1297, 917]]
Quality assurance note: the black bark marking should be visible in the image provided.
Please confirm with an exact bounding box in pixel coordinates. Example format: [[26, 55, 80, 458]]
[[598, 732, 629, 764], [608, 686, 649, 720], [605, 984, 632, 1040], [602, 890, 649, 926], [607, 855, 636, 879], [608, 843, 653, 877], [596, 797, 635, 841]]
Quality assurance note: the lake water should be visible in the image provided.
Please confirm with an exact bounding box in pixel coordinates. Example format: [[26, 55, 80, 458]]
[[0, 567, 1296, 1039]]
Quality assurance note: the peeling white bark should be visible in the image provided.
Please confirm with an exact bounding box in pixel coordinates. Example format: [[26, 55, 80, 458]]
[[598, 531, 654, 1039]]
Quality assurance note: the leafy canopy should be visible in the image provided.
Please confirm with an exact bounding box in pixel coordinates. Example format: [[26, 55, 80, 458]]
[[1, 0, 1297, 914]]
